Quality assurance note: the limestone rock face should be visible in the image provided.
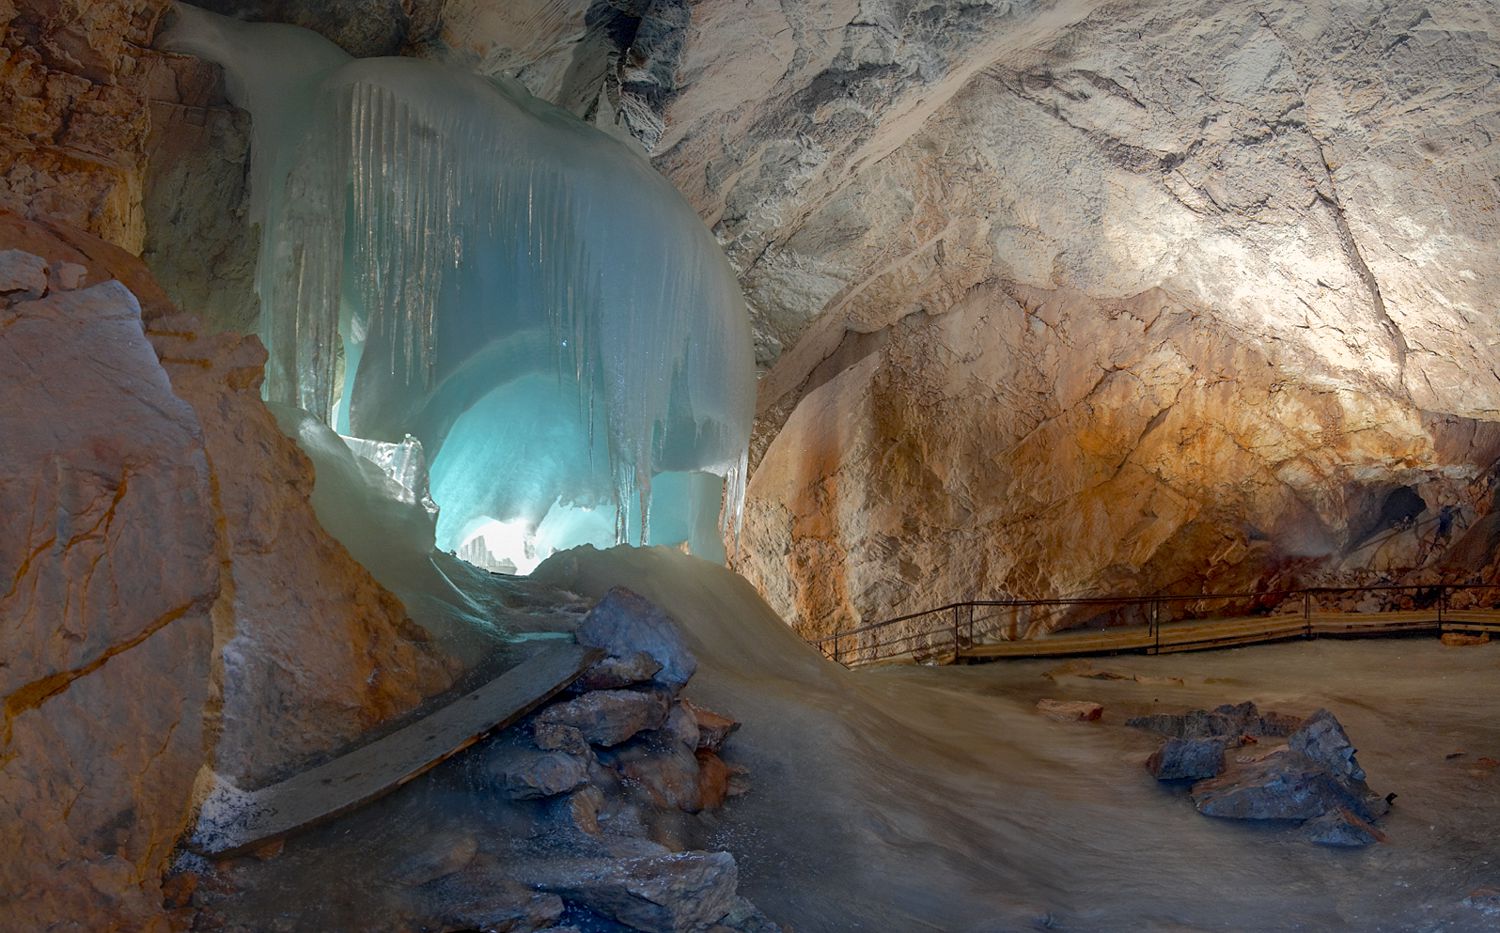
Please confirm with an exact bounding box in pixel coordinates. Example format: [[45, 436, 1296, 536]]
[[0, 223, 458, 927], [0, 263, 219, 930], [139, 46, 259, 334], [0, 0, 172, 250], [738, 281, 1500, 641], [148, 318, 456, 787]]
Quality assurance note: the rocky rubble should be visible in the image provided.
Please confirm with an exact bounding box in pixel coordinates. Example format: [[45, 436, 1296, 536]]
[[179, 585, 776, 933], [1132, 702, 1391, 847]]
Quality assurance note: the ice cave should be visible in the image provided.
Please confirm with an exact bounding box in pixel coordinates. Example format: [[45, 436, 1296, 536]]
[[2, 0, 1499, 930]]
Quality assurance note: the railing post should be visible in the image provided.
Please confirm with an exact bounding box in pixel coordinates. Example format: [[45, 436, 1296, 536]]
[[1439, 585, 1448, 627], [1303, 591, 1312, 638], [952, 605, 962, 663], [1150, 599, 1160, 654]]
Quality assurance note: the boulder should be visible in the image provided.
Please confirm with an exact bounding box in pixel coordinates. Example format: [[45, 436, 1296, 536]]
[[534, 721, 591, 757], [537, 689, 672, 748], [1191, 754, 1374, 822], [418, 862, 567, 933], [577, 651, 665, 691], [537, 851, 740, 933], [1128, 701, 1299, 740], [1147, 737, 1229, 782], [1288, 709, 1367, 786], [658, 702, 702, 751], [1036, 699, 1103, 722], [577, 588, 697, 690], [609, 742, 706, 813], [389, 830, 478, 886], [1303, 808, 1385, 848], [486, 746, 591, 801]]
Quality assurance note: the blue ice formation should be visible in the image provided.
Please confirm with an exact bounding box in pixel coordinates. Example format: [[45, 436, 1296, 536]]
[[159, 4, 754, 570]]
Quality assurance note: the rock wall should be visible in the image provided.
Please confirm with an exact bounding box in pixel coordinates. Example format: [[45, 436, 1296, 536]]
[[0, 216, 457, 929], [0, 0, 172, 251], [726, 0, 1500, 634], [738, 281, 1500, 640], [0, 249, 220, 931]]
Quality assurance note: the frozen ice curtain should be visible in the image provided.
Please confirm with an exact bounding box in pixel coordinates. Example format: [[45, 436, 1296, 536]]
[[159, 3, 755, 570]]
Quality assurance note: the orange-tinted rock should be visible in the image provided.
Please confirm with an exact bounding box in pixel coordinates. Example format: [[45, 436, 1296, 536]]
[[1441, 631, 1490, 647], [148, 317, 456, 786], [739, 283, 1500, 645], [0, 0, 171, 250], [696, 750, 733, 811], [1036, 699, 1104, 722], [0, 257, 219, 931], [0, 218, 460, 926]]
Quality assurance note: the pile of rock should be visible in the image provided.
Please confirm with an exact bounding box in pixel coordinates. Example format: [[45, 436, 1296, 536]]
[[435, 586, 775, 933], [1130, 702, 1391, 847]]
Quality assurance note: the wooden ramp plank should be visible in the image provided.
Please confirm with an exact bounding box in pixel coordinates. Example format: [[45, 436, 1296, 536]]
[[1153, 615, 1307, 653], [1442, 610, 1500, 632], [191, 642, 600, 858], [1309, 610, 1440, 635], [961, 629, 1153, 660]]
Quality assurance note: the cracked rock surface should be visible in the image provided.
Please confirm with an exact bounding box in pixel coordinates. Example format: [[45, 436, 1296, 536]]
[[0, 219, 457, 929]]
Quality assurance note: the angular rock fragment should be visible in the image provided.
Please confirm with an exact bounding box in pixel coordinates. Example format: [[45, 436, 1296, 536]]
[[390, 829, 479, 886], [1191, 755, 1355, 821], [683, 699, 740, 752], [1285, 709, 1389, 821], [1195, 759, 1386, 826], [538, 851, 739, 933], [1289, 709, 1367, 785], [611, 743, 706, 813], [1128, 701, 1299, 740], [1303, 808, 1386, 847], [577, 651, 665, 691], [1036, 699, 1103, 722], [578, 588, 698, 689], [537, 689, 672, 747], [1441, 631, 1490, 647], [486, 746, 591, 800], [562, 785, 606, 837], [1147, 737, 1229, 781], [534, 722, 591, 756], [712, 896, 784, 932], [0, 248, 48, 298], [696, 752, 735, 811], [420, 864, 567, 932]]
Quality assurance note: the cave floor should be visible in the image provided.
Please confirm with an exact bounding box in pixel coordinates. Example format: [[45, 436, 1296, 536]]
[[831, 638, 1500, 931]]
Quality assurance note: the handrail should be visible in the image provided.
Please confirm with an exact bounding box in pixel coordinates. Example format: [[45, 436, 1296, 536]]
[[815, 581, 1500, 667]]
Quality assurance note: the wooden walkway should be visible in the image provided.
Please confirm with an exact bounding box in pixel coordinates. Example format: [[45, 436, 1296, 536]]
[[190, 642, 600, 858], [955, 610, 1500, 662]]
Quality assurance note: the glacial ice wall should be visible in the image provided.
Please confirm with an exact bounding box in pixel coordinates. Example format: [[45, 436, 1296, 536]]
[[157, 4, 754, 568]]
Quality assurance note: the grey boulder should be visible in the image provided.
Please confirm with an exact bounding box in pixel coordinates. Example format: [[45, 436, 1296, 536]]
[[578, 588, 698, 690]]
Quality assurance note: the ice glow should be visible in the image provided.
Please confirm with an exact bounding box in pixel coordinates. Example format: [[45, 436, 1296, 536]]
[[159, 4, 754, 565]]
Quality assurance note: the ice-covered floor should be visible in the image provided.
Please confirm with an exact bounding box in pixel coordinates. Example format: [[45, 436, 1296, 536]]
[[541, 547, 1500, 932]]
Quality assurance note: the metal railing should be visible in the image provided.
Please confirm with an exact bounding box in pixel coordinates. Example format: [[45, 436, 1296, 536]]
[[814, 582, 1500, 667]]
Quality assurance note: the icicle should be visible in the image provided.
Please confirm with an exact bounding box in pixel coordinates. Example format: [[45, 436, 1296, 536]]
[[159, 4, 756, 568]]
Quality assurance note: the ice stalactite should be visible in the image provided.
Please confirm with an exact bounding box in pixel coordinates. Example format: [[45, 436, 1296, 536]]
[[158, 4, 754, 568]]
